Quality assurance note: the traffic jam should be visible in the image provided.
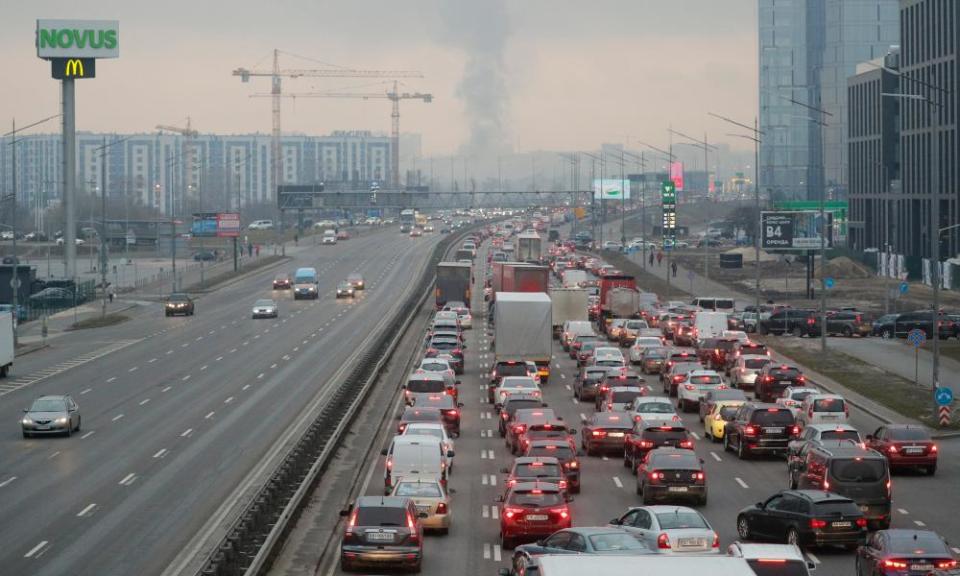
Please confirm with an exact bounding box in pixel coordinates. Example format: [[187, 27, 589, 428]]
[[336, 213, 955, 576]]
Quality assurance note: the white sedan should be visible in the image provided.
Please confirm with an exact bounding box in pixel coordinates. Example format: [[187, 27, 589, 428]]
[[628, 397, 679, 424], [729, 355, 771, 390], [415, 358, 457, 390], [676, 370, 725, 413], [494, 376, 541, 408], [775, 386, 821, 416]]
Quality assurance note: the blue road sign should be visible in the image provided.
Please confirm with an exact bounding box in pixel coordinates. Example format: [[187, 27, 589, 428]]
[[825, 277, 835, 289], [899, 281, 909, 294], [908, 328, 926, 348], [936, 387, 954, 407]]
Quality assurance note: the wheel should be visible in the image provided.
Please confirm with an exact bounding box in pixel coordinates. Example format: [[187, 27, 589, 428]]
[[788, 468, 798, 489], [623, 449, 632, 469], [65, 424, 72, 438], [843, 326, 853, 337], [500, 534, 515, 550], [928, 464, 937, 476], [75, 417, 81, 432], [736, 515, 751, 539], [786, 527, 801, 547], [792, 326, 804, 338], [723, 433, 732, 452], [737, 436, 749, 459]]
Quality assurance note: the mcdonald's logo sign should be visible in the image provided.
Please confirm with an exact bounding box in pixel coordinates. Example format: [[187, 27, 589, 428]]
[[50, 57, 96, 79]]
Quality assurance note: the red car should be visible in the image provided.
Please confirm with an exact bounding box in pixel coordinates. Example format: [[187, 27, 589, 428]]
[[523, 439, 581, 493], [498, 482, 571, 550], [272, 274, 292, 290], [515, 420, 575, 455], [506, 408, 557, 454], [866, 424, 939, 475]]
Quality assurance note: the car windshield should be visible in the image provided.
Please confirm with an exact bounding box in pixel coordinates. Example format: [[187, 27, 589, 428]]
[[888, 532, 949, 554], [588, 532, 648, 552], [355, 506, 406, 527], [790, 390, 816, 401], [254, 299, 274, 307], [820, 429, 860, 441], [650, 452, 700, 468], [888, 427, 932, 441], [635, 338, 662, 347], [420, 362, 448, 372], [770, 367, 801, 378], [515, 462, 561, 477], [611, 391, 641, 403], [394, 483, 442, 498], [405, 427, 443, 440], [644, 349, 668, 359], [752, 410, 795, 425], [505, 401, 544, 415], [719, 406, 739, 420], [30, 398, 66, 412], [625, 321, 647, 330], [508, 490, 563, 508], [503, 379, 537, 389], [497, 364, 530, 377], [830, 459, 886, 482], [635, 402, 673, 414], [745, 358, 769, 369], [402, 410, 442, 423], [595, 413, 630, 426], [644, 428, 688, 443], [407, 379, 445, 393], [169, 294, 189, 302], [689, 375, 721, 385], [745, 560, 809, 576], [527, 445, 574, 459], [656, 511, 708, 530], [672, 362, 701, 373], [606, 375, 643, 387], [813, 398, 845, 412], [812, 500, 863, 516]]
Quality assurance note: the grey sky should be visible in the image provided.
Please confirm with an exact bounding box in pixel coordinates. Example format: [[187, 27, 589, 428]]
[[4, 1, 758, 158]]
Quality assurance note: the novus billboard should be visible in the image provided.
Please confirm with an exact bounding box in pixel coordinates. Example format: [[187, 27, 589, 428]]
[[36, 20, 119, 59]]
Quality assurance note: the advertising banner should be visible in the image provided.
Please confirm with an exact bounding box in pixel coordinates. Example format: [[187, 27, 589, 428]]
[[670, 161, 684, 192], [761, 211, 833, 251], [592, 179, 631, 200], [36, 20, 120, 59], [216, 213, 241, 237]]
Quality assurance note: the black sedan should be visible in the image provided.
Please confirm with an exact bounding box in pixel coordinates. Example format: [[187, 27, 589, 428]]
[[737, 490, 867, 549], [856, 529, 957, 575], [164, 293, 194, 316], [635, 448, 707, 505], [506, 527, 651, 575]]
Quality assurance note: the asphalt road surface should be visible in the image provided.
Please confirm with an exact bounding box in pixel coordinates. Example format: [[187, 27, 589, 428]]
[[324, 238, 960, 576], [0, 226, 443, 576]]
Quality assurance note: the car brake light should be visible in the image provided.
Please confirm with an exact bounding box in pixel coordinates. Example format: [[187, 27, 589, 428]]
[[712, 533, 720, 548], [504, 507, 522, 520], [855, 518, 867, 528], [649, 471, 664, 481], [695, 472, 705, 481], [931, 444, 938, 452], [883, 560, 908, 569], [513, 425, 526, 433], [823, 477, 830, 490], [436, 502, 448, 514], [936, 560, 958, 570], [888, 445, 898, 454], [797, 376, 806, 383], [345, 508, 359, 534], [744, 425, 757, 436], [407, 511, 416, 530], [446, 409, 459, 417], [790, 426, 800, 436], [559, 480, 568, 489], [592, 430, 606, 437], [552, 507, 570, 520], [657, 533, 671, 549], [673, 375, 684, 382], [679, 440, 693, 448], [638, 440, 655, 448], [809, 518, 827, 529], [684, 384, 696, 391]]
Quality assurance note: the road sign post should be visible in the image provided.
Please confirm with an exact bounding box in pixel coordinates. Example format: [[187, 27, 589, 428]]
[[907, 328, 926, 388]]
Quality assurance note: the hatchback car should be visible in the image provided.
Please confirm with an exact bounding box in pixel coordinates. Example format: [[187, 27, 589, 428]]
[[499, 397, 549, 437], [505, 408, 557, 453], [523, 440, 581, 493], [509, 527, 651, 571], [502, 456, 569, 495], [580, 411, 632, 455], [411, 394, 462, 437], [736, 490, 867, 549], [725, 403, 800, 459], [495, 376, 541, 410], [730, 355, 771, 390], [609, 505, 719, 554], [698, 388, 747, 423], [661, 361, 704, 397], [635, 448, 707, 505], [164, 292, 194, 316], [756, 364, 807, 403], [629, 397, 680, 425], [335, 281, 355, 298], [574, 366, 613, 402], [597, 386, 647, 413], [796, 394, 849, 428], [638, 347, 670, 374], [624, 422, 694, 471], [397, 406, 444, 434], [251, 298, 278, 319], [704, 400, 746, 443], [21, 395, 80, 437], [676, 370, 725, 413], [339, 496, 424, 572], [776, 386, 822, 414], [498, 482, 572, 549]]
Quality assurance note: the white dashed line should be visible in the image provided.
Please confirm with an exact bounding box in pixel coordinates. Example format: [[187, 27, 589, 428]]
[[216, 356, 224, 361], [564, 384, 571, 391], [81, 431, 94, 439], [482, 505, 490, 518], [229, 348, 237, 354], [270, 363, 277, 369], [139, 398, 150, 406], [118, 473, 137, 486], [735, 477, 749, 489], [77, 503, 97, 517], [161, 386, 172, 393], [898, 508, 909, 515], [112, 414, 124, 422], [128, 366, 139, 373], [224, 396, 234, 404], [242, 384, 250, 391], [493, 545, 502, 562], [80, 388, 92, 395], [195, 336, 203, 342], [182, 375, 191, 382], [153, 449, 168, 458], [690, 431, 700, 440], [571, 397, 578, 404], [200, 365, 208, 371], [181, 343, 188, 348], [24, 540, 49, 558], [953, 547, 960, 555], [181, 428, 193, 437], [106, 377, 116, 383], [47, 451, 60, 460], [483, 543, 491, 560], [914, 520, 926, 527], [612, 476, 623, 488], [205, 411, 215, 419], [257, 373, 264, 379], [148, 358, 157, 363], [710, 452, 722, 462], [166, 350, 174, 355]]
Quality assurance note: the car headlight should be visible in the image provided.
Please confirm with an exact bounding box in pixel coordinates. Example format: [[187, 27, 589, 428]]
[[22, 417, 33, 425], [55, 417, 68, 424]]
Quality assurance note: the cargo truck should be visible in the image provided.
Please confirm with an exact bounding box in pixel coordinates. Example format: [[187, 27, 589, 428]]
[[494, 292, 552, 383], [550, 288, 589, 338], [0, 313, 13, 377], [598, 274, 638, 332], [492, 262, 550, 297], [561, 269, 588, 288], [516, 231, 543, 263], [608, 287, 641, 318], [436, 262, 472, 310]]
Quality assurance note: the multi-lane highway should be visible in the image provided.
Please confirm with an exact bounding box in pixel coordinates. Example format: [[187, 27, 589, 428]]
[[0, 226, 443, 576], [313, 235, 960, 576]]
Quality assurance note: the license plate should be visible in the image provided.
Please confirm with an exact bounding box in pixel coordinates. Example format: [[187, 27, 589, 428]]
[[832, 521, 852, 528], [608, 432, 624, 438], [526, 514, 548, 521], [35, 426, 50, 431], [417, 506, 432, 513], [668, 486, 689, 492], [860, 505, 870, 512], [764, 427, 784, 434], [910, 565, 933, 572], [366, 532, 395, 541], [905, 447, 923, 455], [779, 380, 791, 385], [678, 538, 703, 547]]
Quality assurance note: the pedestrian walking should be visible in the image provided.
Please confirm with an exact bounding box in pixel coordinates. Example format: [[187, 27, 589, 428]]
[[247, 242, 254, 257], [671, 261, 678, 277], [656, 251, 663, 266], [255, 244, 260, 257], [648, 252, 655, 267]]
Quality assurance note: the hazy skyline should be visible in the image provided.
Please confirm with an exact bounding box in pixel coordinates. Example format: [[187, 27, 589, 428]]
[[5, 1, 758, 162]]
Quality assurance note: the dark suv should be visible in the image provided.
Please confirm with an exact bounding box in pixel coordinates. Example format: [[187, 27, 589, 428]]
[[758, 309, 820, 337], [724, 403, 800, 459], [893, 310, 959, 339], [623, 421, 693, 471], [756, 364, 807, 403], [788, 443, 892, 529], [499, 396, 547, 437], [339, 496, 424, 572], [736, 490, 867, 549]]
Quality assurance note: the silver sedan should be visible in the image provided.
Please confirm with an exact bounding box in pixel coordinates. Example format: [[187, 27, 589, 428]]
[[252, 298, 279, 319], [22, 395, 81, 438]]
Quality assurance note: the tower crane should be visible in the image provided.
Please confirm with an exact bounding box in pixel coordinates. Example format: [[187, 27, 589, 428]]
[[233, 50, 422, 196], [254, 81, 432, 187], [156, 117, 199, 214]]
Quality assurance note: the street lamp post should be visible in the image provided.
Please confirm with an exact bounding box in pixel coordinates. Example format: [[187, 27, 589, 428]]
[[671, 130, 719, 283]]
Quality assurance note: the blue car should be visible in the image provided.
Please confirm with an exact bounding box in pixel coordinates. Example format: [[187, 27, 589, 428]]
[[506, 527, 652, 575]]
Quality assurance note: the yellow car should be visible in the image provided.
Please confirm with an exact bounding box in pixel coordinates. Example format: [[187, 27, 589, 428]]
[[390, 476, 451, 533], [704, 400, 746, 442]]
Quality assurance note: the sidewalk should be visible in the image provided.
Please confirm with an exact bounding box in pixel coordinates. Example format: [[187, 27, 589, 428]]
[[16, 298, 142, 346]]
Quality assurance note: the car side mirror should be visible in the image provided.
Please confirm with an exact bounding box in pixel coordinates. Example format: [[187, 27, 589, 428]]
[[500, 467, 509, 474], [807, 561, 817, 571], [495, 495, 504, 503], [22, 408, 28, 413], [447, 450, 455, 458], [458, 402, 464, 408], [381, 448, 388, 456], [756, 502, 765, 509], [609, 517, 622, 525]]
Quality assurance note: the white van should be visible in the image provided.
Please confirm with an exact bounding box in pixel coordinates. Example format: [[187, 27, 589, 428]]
[[692, 297, 735, 313], [695, 311, 729, 342], [247, 219, 273, 230], [381, 435, 451, 494], [561, 320, 595, 350], [797, 394, 849, 427]]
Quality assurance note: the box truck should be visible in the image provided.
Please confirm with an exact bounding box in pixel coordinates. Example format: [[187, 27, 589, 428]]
[[494, 292, 552, 383], [436, 262, 472, 310], [551, 288, 589, 338]]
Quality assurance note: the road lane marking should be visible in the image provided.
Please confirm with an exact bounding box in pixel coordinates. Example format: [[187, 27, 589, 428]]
[[181, 343, 188, 348], [242, 384, 250, 391], [118, 473, 137, 486], [161, 386, 172, 393], [483, 543, 491, 560], [182, 375, 191, 382], [139, 398, 150, 406], [195, 336, 203, 342], [898, 508, 909, 515], [200, 365, 208, 371], [482, 505, 489, 518], [81, 431, 94, 439], [492, 505, 499, 519], [482, 475, 488, 485], [579, 413, 587, 421], [270, 363, 278, 369], [166, 350, 173, 355], [77, 503, 97, 517], [493, 544, 502, 562], [613, 476, 623, 488], [47, 451, 61, 460], [564, 384, 571, 391], [148, 358, 157, 363], [80, 388, 92, 395], [224, 396, 234, 404], [181, 428, 193, 437], [489, 474, 497, 486], [112, 414, 124, 422], [293, 347, 299, 352], [735, 477, 749, 489], [914, 520, 926, 527], [24, 541, 49, 558], [690, 431, 700, 440], [229, 348, 237, 354], [216, 356, 224, 362], [710, 452, 722, 462], [106, 377, 116, 383], [205, 412, 215, 419], [571, 397, 578, 404], [602, 456, 609, 461], [153, 449, 168, 458], [257, 373, 264, 379], [953, 547, 960, 555], [128, 366, 139, 373]]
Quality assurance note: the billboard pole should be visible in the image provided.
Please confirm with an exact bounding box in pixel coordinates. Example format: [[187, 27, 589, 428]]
[[63, 78, 77, 282]]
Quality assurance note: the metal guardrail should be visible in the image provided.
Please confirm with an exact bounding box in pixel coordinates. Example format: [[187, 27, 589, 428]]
[[194, 225, 483, 576]]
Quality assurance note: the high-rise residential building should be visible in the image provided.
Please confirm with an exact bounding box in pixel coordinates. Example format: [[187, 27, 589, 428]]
[[820, 0, 900, 199], [896, 0, 959, 261], [0, 131, 394, 219], [759, 0, 898, 202]]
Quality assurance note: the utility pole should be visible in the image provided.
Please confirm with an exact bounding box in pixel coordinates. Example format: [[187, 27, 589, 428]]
[[100, 136, 108, 318], [669, 129, 718, 282]]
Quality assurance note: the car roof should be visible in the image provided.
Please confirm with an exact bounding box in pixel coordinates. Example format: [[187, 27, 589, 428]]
[[408, 372, 446, 381], [806, 423, 858, 432], [356, 495, 410, 508], [787, 490, 855, 503], [35, 394, 68, 402], [729, 542, 806, 561], [627, 504, 701, 514], [514, 456, 560, 465]]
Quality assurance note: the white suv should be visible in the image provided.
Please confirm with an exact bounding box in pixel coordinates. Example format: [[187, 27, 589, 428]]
[[248, 219, 273, 230], [676, 369, 725, 413]]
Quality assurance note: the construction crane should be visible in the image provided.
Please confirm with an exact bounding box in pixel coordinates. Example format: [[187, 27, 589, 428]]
[[255, 81, 432, 187], [233, 50, 422, 196], [156, 117, 199, 214]]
